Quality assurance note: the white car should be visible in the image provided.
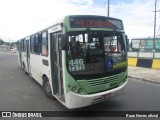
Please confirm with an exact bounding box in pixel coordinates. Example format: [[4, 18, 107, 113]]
[[10, 49, 16, 53]]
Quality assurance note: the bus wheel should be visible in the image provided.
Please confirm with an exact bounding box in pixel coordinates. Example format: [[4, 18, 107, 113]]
[[43, 77, 53, 99]]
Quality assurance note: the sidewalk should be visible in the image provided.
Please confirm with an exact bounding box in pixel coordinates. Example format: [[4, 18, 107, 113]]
[[128, 66, 160, 85]]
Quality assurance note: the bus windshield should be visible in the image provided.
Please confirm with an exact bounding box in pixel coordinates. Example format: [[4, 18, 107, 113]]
[[67, 31, 127, 75]]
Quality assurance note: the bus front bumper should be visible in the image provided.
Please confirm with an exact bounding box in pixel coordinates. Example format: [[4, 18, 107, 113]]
[[65, 79, 128, 109]]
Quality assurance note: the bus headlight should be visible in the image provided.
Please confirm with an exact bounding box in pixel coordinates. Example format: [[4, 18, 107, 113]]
[[68, 84, 83, 94]]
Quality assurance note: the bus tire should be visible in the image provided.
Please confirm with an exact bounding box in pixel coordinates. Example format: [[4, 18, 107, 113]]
[[43, 76, 53, 99]]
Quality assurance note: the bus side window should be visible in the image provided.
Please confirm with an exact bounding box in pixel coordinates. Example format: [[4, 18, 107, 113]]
[[41, 32, 48, 56], [21, 40, 23, 52], [30, 36, 34, 54], [21, 39, 24, 52], [24, 39, 26, 52], [34, 34, 40, 55], [38, 33, 42, 55]]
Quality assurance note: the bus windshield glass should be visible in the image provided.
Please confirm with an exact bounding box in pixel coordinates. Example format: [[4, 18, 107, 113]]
[[67, 31, 127, 75]]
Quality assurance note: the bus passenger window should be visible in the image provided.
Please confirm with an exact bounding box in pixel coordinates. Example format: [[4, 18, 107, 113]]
[[38, 33, 42, 54], [24, 40, 26, 52], [21, 40, 24, 52], [42, 32, 48, 56], [34, 35, 40, 55], [30, 36, 34, 54]]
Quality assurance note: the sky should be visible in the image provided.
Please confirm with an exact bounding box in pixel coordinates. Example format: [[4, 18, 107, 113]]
[[0, 0, 160, 42]]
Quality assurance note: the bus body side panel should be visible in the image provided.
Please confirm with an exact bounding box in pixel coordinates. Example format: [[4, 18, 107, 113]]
[[21, 52, 27, 69], [30, 54, 50, 85], [17, 51, 22, 67], [17, 42, 22, 67]]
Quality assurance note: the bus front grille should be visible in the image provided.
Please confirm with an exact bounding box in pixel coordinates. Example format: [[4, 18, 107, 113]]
[[77, 72, 125, 94], [87, 79, 105, 86], [87, 74, 119, 87]]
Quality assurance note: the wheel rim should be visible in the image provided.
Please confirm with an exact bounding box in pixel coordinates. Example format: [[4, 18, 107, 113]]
[[45, 82, 51, 93]]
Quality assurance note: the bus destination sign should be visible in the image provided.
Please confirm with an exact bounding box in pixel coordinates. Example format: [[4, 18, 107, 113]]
[[70, 16, 123, 29]]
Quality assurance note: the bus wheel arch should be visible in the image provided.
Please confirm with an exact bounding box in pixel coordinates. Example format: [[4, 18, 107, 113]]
[[42, 75, 53, 99]]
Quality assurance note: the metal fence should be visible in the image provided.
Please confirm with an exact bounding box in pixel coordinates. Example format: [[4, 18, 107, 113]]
[[128, 38, 160, 59]]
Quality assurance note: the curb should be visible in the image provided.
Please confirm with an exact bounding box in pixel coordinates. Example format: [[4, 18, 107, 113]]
[[128, 58, 160, 70], [128, 76, 160, 85]]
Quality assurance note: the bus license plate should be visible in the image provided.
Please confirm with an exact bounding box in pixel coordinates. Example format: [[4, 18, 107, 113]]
[[101, 93, 111, 99], [105, 93, 111, 98]]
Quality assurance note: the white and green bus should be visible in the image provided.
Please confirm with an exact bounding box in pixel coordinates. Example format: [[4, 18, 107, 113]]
[[17, 15, 128, 109]]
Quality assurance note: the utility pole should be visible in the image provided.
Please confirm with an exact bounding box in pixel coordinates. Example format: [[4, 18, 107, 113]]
[[153, 0, 160, 59], [153, 0, 160, 53], [156, 9, 160, 37], [153, 0, 157, 52], [108, 0, 110, 17]]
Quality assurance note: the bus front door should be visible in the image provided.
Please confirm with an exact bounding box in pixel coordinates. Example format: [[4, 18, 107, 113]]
[[50, 33, 64, 101]]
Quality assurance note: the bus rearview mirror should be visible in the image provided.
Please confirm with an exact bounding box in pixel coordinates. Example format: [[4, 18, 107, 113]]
[[58, 34, 67, 50]]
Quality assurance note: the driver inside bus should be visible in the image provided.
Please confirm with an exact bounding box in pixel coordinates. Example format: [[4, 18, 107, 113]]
[[75, 41, 84, 57]]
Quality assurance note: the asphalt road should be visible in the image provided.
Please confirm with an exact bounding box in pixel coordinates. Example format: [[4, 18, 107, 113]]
[[0, 52, 160, 118]]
